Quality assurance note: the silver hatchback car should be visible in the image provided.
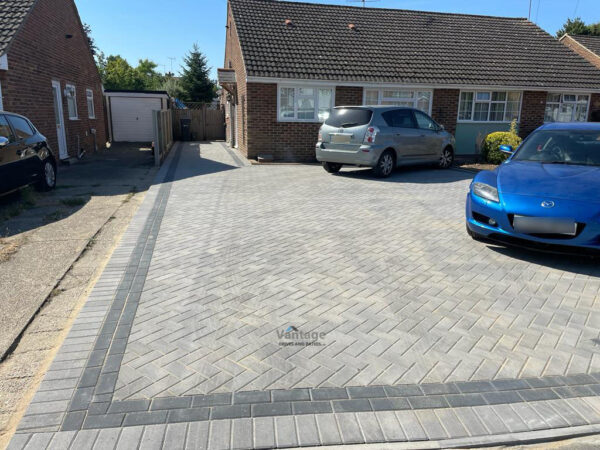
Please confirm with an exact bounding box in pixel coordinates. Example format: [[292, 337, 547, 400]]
[[316, 106, 456, 177]]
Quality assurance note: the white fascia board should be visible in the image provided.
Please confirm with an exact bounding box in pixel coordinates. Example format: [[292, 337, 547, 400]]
[[104, 91, 169, 99], [246, 76, 600, 93]]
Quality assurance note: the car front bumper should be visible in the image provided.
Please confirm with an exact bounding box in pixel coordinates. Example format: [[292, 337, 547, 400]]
[[466, 192, 600, 253]]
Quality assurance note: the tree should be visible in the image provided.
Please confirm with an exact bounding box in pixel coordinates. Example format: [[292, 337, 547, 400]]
[[556, 17, 600, 37], [134, 59, 163, 90], [83, 23, 98, 56], [161, 77, 185, 99], [100, 55, 165, 91], [589, 22, 600, 35], [102, 55, 136, 90], [180, 44, 217, 102]]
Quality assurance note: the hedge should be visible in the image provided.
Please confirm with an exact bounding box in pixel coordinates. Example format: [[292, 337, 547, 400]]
[[481, 131, 522, 165]]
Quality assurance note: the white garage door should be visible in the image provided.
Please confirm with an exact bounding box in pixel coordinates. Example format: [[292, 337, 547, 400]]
[[111, 97, 162, 142]]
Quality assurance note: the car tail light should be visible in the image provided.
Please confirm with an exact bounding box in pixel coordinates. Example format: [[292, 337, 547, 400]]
[[318, 130, 323, 142], [364, 126, 379, 144]]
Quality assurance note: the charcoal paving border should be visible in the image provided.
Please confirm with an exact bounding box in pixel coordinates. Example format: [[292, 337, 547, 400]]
[[59, 374, 600, 430]]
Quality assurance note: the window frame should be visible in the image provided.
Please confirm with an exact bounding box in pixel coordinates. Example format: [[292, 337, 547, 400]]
[[457, 90, 522, 123], [277, 84, 336, 123], [86, 88, 95, 119], [65, 84, 78, 120], [544, 92, 590, 123], [362, 88, 433, 115]]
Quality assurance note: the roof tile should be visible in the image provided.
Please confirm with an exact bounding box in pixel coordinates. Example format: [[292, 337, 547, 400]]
[[230, 0, 600, 89], [0, 0, 36, 55], [569, 34, 600, 57]]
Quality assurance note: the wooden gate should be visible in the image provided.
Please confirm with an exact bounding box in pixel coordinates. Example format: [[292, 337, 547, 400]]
[[172, 105, 225, 141]]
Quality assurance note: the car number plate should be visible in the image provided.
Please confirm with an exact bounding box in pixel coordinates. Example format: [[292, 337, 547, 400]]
[[513, 216, 577, 236], [330, 133, 352, 144]]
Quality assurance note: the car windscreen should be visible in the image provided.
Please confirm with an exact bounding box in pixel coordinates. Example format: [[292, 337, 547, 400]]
[[513, 130, 600, 166], [325, 108, 373, 128]]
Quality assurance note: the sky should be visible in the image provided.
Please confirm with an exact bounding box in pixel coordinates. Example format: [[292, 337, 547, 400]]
[[75, 0, 600, 79]]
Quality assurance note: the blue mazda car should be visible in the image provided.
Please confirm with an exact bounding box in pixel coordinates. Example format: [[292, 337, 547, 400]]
[[466, 122, 600, 254]]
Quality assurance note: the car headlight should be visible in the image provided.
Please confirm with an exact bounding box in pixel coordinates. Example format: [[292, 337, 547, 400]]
[[472, 182, 499, 203]]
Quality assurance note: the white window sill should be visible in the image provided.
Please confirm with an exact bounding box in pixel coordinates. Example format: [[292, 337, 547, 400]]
[[456, 120, 519, 124], [69, 117, 79, 121], [278, 119, 324, 124]]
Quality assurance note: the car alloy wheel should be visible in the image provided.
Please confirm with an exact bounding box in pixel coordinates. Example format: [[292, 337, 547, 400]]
[[440, 147, 454, 169], [45, 161, 56, 187], [379, 152, 394, 176]]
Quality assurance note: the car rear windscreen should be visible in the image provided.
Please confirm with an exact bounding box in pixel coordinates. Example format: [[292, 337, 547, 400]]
[[325, 108, 373, 128]]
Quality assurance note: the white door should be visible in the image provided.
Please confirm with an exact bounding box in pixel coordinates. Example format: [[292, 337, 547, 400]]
[[51, 80, 68, 159], [110, 97, 162, 142]]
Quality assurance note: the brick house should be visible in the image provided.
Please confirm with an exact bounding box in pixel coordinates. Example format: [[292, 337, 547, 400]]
[[0, 0, 106, 161], [560, 34, 600, 122], [219, 0, 600, 162]]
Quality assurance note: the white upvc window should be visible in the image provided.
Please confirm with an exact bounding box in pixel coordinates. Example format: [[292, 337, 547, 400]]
[[544, 93, 590, 122], [86, 89, 95, 119], [278, 85, 334, 122], [363, 89, 432, 115], [65, 84, 78, 120], [458, 90, 522, 123]]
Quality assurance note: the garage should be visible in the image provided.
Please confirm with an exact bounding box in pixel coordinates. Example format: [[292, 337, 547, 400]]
[[105, 90, 169, 142]]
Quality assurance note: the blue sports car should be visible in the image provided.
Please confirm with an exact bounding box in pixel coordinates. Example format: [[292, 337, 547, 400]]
[[466, 122, 600, 254]]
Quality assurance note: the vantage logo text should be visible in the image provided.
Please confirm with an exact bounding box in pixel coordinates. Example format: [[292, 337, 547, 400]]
[[277, 326, 327, 347]]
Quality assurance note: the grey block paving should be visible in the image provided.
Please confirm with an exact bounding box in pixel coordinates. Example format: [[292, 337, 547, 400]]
[[164, 423, 188, 449], [9, 142, 600, 449], [295, 415, 320, 447], [274, 416, 298, 448], [252, 417, 275, 449]]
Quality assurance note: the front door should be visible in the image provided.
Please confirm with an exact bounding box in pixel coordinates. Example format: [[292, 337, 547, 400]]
[[51, 80, 68, 159]]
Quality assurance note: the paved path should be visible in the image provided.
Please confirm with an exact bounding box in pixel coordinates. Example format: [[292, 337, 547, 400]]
[[8, 142, 600, 449]]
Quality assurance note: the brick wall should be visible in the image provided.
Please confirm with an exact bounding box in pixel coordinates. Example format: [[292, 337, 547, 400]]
[[431, 89, 459, 135], [335, 86, 363, 106], [245, 83, 316, 162], [520, 91, 547, 138], [560, 36, 600, 70], [589, 93, 600, 122], [245, 84, 365, 162], [0, 0, 106, 161], [222, 3, 248, 156]]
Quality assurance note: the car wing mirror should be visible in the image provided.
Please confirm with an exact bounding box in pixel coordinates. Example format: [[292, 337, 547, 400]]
[[0, 136, 9, 147], [499, 145, 514, 155]]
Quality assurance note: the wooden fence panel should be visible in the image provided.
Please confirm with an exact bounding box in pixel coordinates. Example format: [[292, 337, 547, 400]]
[[205, 108, 226, 140], [152, 110, 174, 167], [172, 106, 225, 141]]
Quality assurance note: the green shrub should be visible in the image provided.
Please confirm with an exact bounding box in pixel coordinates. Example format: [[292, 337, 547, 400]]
[[481, 121, 522, 164]]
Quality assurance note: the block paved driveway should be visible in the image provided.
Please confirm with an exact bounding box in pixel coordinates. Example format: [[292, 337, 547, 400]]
[[10, 142, 600, 449]]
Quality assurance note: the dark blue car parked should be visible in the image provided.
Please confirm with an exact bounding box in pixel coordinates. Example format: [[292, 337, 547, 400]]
[[0, 112, 56, 195], [466, 122, 600, 254]]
